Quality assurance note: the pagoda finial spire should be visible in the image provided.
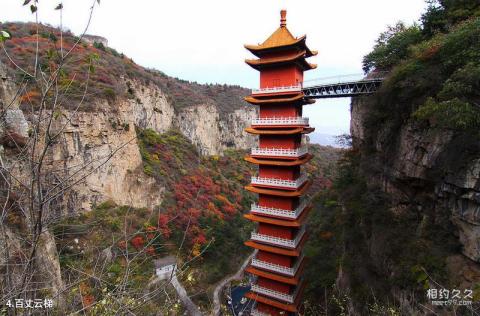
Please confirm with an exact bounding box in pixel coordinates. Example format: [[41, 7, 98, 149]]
[[280, 9, 287, 27]]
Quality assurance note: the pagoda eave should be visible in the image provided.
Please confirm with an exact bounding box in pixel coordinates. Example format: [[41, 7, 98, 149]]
[[245, 264, 303, 285], [246, 256, 307, 284], [246, 58, 316, 71], [245, 205, 312, 226], [245, 292, 299, 313], [244, 35, 306, 55], [244, 41, 317, 59], [246, 231, 308, 250], [246, 50, 305, 64], [250, 123, 309, 130], [249, 154, 307, 161], [245, 280, 306, 312], [245, 180, 312, 196], [251, 183, 305, 191], [244, 236, 307, 256], [244, 154, 313, 166], [244, 94, 307, 105], [245, 127, 314, 135]]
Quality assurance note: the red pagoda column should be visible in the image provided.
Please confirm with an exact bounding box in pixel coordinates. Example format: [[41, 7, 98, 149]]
[[243, 10, 317, 316]]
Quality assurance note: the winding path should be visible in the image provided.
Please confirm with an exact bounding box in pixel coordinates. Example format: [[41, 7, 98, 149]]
[[171, 273, 203, 316], [212, 252, 254, 316]]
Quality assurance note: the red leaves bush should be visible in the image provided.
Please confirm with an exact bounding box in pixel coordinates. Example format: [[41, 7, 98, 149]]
[[157, 167, 246, 249], [130, 236, 145, 250]]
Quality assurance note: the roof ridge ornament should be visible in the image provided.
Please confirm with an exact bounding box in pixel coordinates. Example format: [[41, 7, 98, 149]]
[[280, 9, 287, 27]]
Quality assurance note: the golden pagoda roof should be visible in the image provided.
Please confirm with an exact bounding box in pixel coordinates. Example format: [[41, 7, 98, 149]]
[[244, 10, 317, 58]]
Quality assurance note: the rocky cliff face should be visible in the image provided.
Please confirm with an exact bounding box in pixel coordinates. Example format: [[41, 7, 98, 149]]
[[0, 72, 255, 213], [176, 103, 256, 156], [0, 65, 256, 308], [351, 96, 480, 293]]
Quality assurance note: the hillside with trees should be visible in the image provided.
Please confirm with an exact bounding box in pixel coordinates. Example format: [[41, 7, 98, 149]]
[[0, 21, 248, 114], [0, 14, 342, 313], [304, 1, 480, 314]]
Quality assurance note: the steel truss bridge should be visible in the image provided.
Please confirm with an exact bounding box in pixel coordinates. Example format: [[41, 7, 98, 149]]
[[301, 73, 385, 99]]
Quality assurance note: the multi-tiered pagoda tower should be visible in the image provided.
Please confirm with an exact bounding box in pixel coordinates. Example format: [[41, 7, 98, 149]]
[[243, 10, 316, 316]]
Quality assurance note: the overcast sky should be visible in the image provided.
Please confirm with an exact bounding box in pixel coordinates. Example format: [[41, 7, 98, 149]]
[[1, 0, 427, 136]]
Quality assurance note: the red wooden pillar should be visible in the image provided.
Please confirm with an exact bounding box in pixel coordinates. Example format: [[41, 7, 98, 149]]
[[243, 10, 317, 316]]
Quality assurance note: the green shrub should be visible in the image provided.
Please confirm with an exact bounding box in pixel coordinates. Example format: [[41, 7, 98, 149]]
[[413, 97, 480, 130], [143, 164, 154, 176], [103, 87, 116, 101], [93, 41, 106, 51], [97, 200, 117, 210], [363, 22, 423, 73]]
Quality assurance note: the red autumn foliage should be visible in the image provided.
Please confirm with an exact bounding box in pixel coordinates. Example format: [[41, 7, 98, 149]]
[[157, 214, 171, 238], [82, 294, 95, 307], [193, 234, 207, 246], [146, 246, 156, 256], [145, 225, 157, 232], [130, 236, 145, 250], [20, 90, 41, 104], [146, 233, 155, 240]]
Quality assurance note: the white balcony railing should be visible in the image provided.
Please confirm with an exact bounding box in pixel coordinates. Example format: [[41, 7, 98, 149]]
[[251, 199, 308, 219], [251, 254, 304, 276], [251, 116, 309, 126], [251, 173, 308, 189], [251, 284, 295, 303], [251, 146, 308, 158], [251, 227, 306, 249], [251, 309, 270, 316], [251, 85, 302, 95]]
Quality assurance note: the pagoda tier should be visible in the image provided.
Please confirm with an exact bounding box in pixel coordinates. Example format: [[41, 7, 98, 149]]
[[243, 10, 316, 316]]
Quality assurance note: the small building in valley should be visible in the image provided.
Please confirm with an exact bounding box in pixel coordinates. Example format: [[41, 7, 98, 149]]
[[154, 256, 177, 280]]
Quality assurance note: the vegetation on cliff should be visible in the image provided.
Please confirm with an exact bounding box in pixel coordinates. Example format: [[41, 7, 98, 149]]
[[0, 22, 249, 113], [0, 16, 343, 314], [305, 1, 480, 314], [304, 148, 461, 315], [52, 128, 341, 312], [363, 0, 480, 135]]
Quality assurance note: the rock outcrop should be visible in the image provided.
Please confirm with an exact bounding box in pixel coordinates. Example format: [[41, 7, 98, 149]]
[[176, 103, 256, 156], [351, 96, 480, 285], [1, 76, 254, 213]]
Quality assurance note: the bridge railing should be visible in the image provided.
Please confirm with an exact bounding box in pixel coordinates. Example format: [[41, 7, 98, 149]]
[[302, 72, 387, 88], [249, 72, 387, 96]]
